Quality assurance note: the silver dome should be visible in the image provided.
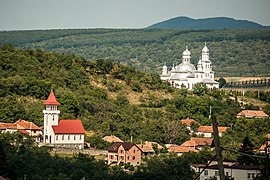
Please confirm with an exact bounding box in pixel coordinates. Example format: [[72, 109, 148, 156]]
[[175, 62, 196, 72]]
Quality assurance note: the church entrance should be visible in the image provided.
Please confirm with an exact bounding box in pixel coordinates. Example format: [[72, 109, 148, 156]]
[[49, 136, 51, 143]]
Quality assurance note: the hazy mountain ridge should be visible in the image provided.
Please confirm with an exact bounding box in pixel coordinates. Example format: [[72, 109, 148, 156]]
[[147, 16, 270, 30]]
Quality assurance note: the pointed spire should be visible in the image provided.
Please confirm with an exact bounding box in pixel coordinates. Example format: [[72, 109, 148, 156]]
[[44, 90, 60, 105]]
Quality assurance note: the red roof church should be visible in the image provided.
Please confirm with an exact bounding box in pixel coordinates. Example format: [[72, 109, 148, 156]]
[[43, 90, 85, 149]]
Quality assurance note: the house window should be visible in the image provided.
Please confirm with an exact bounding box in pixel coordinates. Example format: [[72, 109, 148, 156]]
[[74, 135, 76, 140], [127, 156, 130, 160], [68, 135, 70, 140], [134, 150, 136, 153], [56, 135, 58, 140], [62, 135, 64, 140], [215, 171, 219, 176], [80, 135, 82, 140], [204, 170, 208, 176], [226, 172, 229, 176], [132, 156, 135, 160], [120, 150, 124, 154], [110, 155, 114, 160], [52, 115, 54, 121]]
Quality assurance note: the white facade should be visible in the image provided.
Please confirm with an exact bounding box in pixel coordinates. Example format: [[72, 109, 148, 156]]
[[160, 44, 219, 90], [200, 167, 260, 180], [43, 105, 60, 144], [43, 91, 85, 148]]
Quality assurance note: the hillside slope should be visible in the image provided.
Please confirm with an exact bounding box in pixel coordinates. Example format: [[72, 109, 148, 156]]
[[0, 29, 270, 77], [147, 16, 269, 30]]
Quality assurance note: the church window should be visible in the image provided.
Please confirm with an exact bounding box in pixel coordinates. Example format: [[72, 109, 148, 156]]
[[80, 135, 82, 140], [68, 135, 70, 140], [56, 135, 58, 141], [74, 135, 76, 140], [62, 135, 64, 140], [52, 115, 54, 121]]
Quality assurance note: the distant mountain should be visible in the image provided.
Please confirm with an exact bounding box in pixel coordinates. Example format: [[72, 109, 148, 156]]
[[147, 16, 270, 30]]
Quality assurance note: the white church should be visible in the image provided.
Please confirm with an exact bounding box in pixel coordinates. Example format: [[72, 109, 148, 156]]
[[160, 44, 219, 90], [43, 90, 85, 149]]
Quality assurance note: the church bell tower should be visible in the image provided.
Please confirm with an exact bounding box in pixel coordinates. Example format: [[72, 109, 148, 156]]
[[43, 90, 60, 144]]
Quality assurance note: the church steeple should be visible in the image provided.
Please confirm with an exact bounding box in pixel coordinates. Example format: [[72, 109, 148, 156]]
[[43, 90, 60, 144]]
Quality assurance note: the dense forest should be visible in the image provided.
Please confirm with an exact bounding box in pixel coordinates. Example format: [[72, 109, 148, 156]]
[[0, 45, 270, 179], [0, 29, 270, 77]]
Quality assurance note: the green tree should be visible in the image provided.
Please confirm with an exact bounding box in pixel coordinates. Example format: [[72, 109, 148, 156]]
[[193, 82, 208, 96]]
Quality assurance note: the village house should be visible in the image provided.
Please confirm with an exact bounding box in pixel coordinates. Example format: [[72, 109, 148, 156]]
[[180, 118, 198, 133], [237, 110, 269, 118], [196, 126, 229, 137], [168, 137, 213, 155], [107, 142, 142, 166], [43, 90, 85, 149], [168, 145, 197, 156], [136, 141, 164, 157], [195, 163, 260, 180], [0, 121, 42, 142], [14, 119, 42, 142], [0, 122, 18, 134], [103, 135, 123, 143]]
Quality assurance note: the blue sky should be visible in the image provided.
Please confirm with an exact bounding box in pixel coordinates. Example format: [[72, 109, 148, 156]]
[[0, 0, 269, 30]]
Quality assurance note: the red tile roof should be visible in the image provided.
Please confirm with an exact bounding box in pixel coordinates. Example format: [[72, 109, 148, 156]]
[[168, 146, 197, 153], [0, 122, 17, 129], [137, 144, 155, 153], [14, 120, 40, 130], [108, 142, 142, 153], [52, 120, 85, 134], [197, 126, 229, 133], [180, 118, 197, 126], [180, 139, 197, 147], [237, 110, 268, 118], [191, 137, 213, 146], [103, 135, 123, 143], [179, 137, 213, 148], [44, 90, 60, 105]]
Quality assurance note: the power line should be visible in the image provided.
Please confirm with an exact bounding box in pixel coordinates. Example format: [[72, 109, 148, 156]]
[[223, 148, 269, 159]]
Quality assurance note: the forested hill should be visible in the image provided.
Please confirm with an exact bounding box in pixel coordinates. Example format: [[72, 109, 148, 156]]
[[0, 29, 270, 77], [147, 16, 270, 30], [1, 45, 270, 146]]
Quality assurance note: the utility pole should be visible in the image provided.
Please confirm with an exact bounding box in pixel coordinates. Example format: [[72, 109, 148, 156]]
[[212, 114, 226, 180]]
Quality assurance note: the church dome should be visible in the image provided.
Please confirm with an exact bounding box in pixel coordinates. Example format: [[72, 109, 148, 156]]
[[202, 45, 209, 53], [176, 62, 196, 72], [182, 48, 191, 56]]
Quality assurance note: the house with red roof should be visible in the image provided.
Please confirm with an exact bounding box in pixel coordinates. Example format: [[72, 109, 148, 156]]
[[0, 122, 18, 133], [43, 90, 85, 149], [14, 119, 42, 142], [180, 118, 198, 132], [196, 125, 229, 137], [108, 142, 142, 166], [237, 110, 269, 118]]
